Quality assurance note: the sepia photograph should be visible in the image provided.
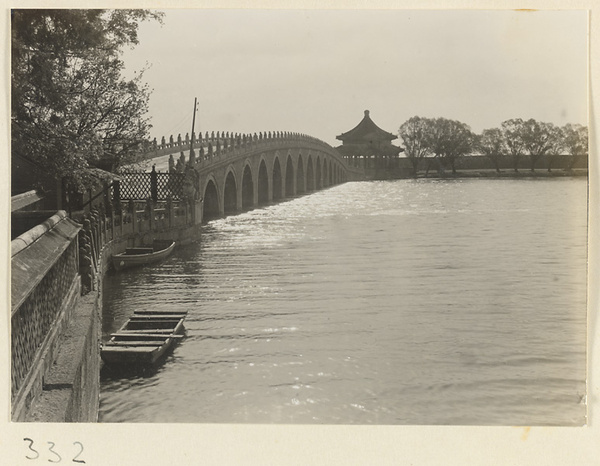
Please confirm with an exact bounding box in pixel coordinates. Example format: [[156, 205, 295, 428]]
[[5, 2, 599, 464]]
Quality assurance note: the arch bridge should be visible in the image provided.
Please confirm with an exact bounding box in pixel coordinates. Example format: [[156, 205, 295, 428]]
[[144, 131, 350, 222]]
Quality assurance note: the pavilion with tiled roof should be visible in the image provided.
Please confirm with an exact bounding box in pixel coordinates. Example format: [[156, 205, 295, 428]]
[[336, 110, 398, 146], [335, 110, 402, 168]]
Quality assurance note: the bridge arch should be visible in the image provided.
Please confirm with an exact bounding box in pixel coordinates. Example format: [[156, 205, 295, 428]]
[[153, 133, 351, 221], [203, 175, 220, 221], [306, 155, 314, 192], [224, 167, 238, 215], [296, 153, 305, 194], [333, 162, 337, 184], [316, 155, 322, 190], [258, 158, 269, 205], [285, 154, 295, 197], [331, 161, 335, 185], [273, 156, 283, 201], [242, 162, 254, 210]]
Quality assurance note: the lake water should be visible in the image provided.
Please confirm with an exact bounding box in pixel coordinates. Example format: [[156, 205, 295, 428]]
[[99, 178, 587, 425]]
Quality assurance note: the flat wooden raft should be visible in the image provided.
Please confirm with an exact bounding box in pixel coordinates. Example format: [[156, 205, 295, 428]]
[[104, 309, 188, 349]]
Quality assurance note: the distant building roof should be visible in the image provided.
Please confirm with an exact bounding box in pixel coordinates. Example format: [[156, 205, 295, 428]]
[[336, 110, 398, 144]]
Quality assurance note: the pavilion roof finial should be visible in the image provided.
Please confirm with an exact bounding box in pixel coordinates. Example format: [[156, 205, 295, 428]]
[[336, 109, 397, 143]]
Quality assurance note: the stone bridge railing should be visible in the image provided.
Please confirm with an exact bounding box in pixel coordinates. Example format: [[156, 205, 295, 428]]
[[11, 186, 201, 420], [11, 211, 81, 419], [142, 130, 346, 167], [75, 195, 198, 292]]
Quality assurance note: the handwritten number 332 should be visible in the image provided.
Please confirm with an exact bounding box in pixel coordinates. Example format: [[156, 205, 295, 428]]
[[23, 438, 85, 463]]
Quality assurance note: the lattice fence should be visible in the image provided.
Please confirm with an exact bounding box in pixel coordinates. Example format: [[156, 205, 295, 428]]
[[11, 241, 79, 400], [119, 172, 185, 201]]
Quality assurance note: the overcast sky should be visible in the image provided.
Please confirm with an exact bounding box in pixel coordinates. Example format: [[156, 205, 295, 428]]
[[121, 9, 588, 147]]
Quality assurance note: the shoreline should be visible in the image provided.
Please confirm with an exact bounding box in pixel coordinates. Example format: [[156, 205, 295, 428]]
[[414, 169, 588, 180]]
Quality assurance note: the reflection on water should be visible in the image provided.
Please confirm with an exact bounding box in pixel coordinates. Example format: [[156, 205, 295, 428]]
[[100, 178, 587, 425]]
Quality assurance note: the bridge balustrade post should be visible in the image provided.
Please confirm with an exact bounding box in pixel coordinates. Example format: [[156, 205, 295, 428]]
[[129, 199, 137, 234], [166, 195, 174, 227], [98, 204, 108, 246], [84, 216, 98, 274], [78, 229, 93, 293], [103, 182, 112, 219], [145, 198, 155, 230], [113, 180, 122, 214], [150, 165, 158, 204], [97, 207, 106, 250]]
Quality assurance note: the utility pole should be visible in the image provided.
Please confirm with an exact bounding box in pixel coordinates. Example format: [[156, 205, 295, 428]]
[[189, 97, 198, 164]]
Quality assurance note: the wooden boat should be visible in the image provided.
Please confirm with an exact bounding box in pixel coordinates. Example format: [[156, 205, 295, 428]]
[[112, 240, 175, 271], [101, 310, 187, 365]]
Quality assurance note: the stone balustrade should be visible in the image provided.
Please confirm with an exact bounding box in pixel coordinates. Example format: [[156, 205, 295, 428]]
[[11, 211, 81, 419], [146, 130, 336, 162], [11, 188, 201, 421]]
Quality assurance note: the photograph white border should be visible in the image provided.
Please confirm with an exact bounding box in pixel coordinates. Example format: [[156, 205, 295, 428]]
[[2, 1, 598, 464]]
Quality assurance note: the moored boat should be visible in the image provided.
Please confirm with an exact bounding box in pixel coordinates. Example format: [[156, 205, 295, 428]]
[[101, 310, 187, 365], [112, 240, 175, 271]]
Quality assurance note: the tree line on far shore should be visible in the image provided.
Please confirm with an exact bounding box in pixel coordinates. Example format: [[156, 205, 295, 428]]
[[398, 117, 588, 176]]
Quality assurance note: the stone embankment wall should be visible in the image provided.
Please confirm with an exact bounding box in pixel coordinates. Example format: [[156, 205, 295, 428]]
[[11, 211, 88, 421], [11, 192, 203, 422]]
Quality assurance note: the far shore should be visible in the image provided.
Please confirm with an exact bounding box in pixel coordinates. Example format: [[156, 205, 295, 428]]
[[415, 168, 588, 179]]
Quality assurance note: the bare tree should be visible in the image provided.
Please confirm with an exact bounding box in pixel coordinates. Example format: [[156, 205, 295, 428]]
[[478, 128, 507, 173], [501, 118, 526, 172], [545, 125, 565, 172], [519, 119, 557, 172], [563, 124, 588, 171], [399, 116, 432, 177], [426, 118, 474, 175]]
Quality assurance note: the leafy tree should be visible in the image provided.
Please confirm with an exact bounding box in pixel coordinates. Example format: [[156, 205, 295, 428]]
[[500, 118, 526, 172], [478, 128, 507, 173], [399, 116, 431, 177], [562, 124, 588, 171], [11, 9, 163, 190]]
